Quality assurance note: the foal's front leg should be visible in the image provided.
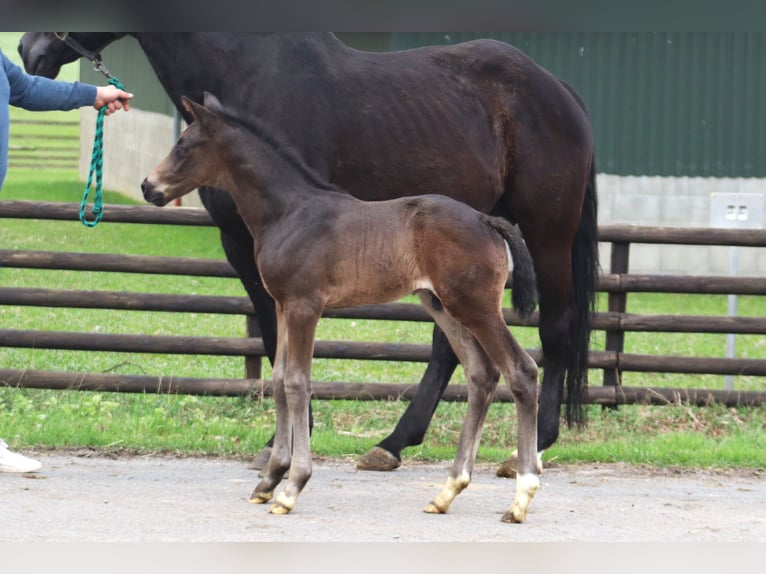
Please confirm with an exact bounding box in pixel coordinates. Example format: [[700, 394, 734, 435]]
[[250, 313, 291, 504], [269, 304, 320, 515]]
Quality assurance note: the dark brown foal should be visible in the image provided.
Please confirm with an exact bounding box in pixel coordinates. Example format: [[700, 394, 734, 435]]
[[142, 93, 541, 523]]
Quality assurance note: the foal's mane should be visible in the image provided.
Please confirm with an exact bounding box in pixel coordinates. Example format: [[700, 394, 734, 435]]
[[215, 108, 343, 194]]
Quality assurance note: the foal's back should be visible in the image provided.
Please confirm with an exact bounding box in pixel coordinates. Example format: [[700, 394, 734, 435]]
[[257, 192, 510, 312]]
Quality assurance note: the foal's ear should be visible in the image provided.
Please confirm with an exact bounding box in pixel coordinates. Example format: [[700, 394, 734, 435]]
[[203, 92, 224, 114], [181, 96, 203, 121], [181, 95, 218, 130]]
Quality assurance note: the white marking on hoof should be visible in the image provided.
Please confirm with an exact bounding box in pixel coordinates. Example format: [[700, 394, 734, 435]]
[[249, 488, 273, 504], [428, 471, 470, 514], [269, 491, 296, 514], [504, 473, 539, 523]]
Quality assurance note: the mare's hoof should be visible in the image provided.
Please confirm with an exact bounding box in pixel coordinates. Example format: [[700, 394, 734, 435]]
[[496, 453, 543, 478], [356, 446, 401, 471], [247, 446, 273, 471], [495, 455, 518, 479], [423, 502, 446, 514]]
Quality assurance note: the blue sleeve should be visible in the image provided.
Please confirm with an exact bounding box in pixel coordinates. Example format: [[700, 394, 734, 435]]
[[2, 51, 96, 111]]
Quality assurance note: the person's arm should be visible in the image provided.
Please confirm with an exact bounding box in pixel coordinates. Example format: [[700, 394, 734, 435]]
[[3, 51, 96, 111], [3, 52, 131, 114]]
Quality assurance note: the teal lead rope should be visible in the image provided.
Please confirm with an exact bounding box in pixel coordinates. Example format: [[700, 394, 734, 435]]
[[80, 75, 126, 227]]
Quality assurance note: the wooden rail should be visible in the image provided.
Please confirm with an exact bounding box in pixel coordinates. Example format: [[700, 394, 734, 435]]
[[8, 121, 80, 169], [1, 200, 765, 406]]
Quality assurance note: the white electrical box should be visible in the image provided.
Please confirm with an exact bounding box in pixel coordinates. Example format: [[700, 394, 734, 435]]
[[710, 193, 764, 229]]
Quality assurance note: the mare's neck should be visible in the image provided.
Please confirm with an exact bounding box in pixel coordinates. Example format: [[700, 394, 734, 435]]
[[132, 33, 347, 122]]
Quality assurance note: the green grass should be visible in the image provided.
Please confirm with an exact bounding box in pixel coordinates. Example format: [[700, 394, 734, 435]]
[[1, 32, 80, 81]]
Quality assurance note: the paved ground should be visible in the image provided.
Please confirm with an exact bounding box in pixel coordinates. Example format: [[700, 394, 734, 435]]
[[1, 451, 764, 542]]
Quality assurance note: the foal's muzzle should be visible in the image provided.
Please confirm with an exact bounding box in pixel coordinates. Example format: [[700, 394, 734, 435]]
[[140, 178, 168, 207]]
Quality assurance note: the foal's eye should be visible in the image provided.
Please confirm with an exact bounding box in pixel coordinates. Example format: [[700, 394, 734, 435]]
[[175, 140, 189, 158]]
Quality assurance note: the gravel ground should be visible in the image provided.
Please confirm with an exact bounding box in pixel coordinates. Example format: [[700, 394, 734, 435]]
[[1, 451, 764, 542]]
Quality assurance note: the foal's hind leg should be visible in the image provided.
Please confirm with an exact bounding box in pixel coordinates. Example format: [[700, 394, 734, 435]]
[[417, 294, 500, 515], [470, 315, 540, 523]]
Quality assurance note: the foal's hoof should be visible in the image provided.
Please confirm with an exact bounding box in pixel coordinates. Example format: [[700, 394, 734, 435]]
[[248, 487, 273, 504], [247, 446, 273, 471], [356, 447, 401, 471], [500, 509, 526, 524], [423, 501, 447, 515], [269, 503, 291, 515], [269, 492, 296, 515], [495, 455, 519, 478]]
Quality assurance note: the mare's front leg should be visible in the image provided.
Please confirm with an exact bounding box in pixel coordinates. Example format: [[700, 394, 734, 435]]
[[358, 325, 459, 471], [268, 302, 320, 515]]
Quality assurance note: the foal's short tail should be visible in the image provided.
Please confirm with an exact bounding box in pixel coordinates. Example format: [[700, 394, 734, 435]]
[[483, 215, 538, 318]]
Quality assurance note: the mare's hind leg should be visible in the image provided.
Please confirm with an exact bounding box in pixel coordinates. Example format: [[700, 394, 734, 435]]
[[495, 247, 572, 479], [417, 293, 500, 515]]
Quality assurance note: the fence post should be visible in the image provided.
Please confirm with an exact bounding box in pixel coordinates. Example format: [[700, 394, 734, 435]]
[[245, 315, 263, 379], [603, 241, 629, 389]]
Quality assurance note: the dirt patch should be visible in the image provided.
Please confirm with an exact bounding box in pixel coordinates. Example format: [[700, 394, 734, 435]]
[[2, 451, 764, 541]]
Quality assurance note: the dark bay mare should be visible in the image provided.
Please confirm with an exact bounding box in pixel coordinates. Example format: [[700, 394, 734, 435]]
[[19, 33, 599, 475], [142, 93, 541, 522]]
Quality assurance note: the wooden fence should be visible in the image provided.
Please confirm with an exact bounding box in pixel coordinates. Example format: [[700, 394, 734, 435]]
[[8, 119, 80, 170], [1, 199, 766, 407]]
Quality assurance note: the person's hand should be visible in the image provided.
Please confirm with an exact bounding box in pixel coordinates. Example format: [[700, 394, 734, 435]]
[[94, 85, 134, 115]]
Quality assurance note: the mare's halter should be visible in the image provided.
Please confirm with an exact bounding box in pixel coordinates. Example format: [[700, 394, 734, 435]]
[[54, 32, 115, 80]]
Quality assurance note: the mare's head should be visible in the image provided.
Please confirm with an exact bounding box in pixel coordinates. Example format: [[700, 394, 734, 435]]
[[18, 33, 124, 78], [142, 93, 230, 207]]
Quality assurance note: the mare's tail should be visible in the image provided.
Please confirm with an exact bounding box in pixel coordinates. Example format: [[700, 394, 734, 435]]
[[558, 81, 601, 427], [565, 155, 600, 426], [483, 216, 538, 318]]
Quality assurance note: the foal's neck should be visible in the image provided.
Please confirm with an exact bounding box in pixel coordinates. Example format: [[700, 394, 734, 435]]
[[220, 126, 345, 238]]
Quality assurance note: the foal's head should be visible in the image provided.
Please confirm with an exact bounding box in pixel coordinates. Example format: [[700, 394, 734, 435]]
[[141, 93, 231, 207]]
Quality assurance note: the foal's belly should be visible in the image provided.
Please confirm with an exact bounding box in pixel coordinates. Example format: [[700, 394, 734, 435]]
[[323, 273, 421, 310]]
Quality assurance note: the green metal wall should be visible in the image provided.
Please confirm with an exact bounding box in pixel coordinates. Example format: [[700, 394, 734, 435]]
[[85, 33, 766, 178], [80, 35, 176, 116], [384, 32, 766, 179]]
